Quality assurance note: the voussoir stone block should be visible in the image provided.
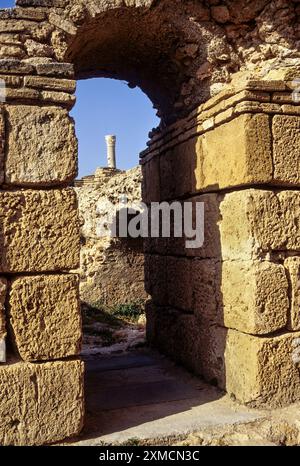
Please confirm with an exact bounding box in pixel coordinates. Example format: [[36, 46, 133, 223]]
[[224, 330, 300, 407], [0, 359, 84, 446], [5, 105, 78, 186], [8, 274, 81, 361], [0, 189, 80, 272]]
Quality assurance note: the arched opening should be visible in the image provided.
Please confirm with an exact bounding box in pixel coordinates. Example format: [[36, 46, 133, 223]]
[[66, 6, 225, 442], [1, 0, 298, 447], [71, 77, 159, 356]]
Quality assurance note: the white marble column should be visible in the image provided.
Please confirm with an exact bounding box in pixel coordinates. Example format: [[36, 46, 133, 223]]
[[105, 135, 117, 169]]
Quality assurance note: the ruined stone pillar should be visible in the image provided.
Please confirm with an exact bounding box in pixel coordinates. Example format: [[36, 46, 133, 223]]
[[105, 135, 117, 169]]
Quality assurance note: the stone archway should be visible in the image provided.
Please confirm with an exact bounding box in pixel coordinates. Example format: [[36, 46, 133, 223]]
[[0, 0, 300, 445]]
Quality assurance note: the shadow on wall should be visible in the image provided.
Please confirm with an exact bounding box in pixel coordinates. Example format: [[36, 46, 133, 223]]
[[143, 129, 228, 396]]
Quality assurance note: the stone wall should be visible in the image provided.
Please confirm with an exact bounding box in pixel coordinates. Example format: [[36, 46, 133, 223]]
[[75, 166, 147, 308], [143, 81, 300, 408], [0, 0, 299, 445]]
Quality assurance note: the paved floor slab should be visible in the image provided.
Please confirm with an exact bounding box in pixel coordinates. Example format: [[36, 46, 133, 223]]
[[65, 349, 267, 445]]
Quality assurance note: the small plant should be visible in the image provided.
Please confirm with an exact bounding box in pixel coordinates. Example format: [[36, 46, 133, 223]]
[[122, 438, 142, 446], [112, 302, 145, 322]]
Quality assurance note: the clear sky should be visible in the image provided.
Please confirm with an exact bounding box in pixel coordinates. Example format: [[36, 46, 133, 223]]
[[1, 0, 159, 178], [1, 1, 15, 9], [72, 79, 159, 177]]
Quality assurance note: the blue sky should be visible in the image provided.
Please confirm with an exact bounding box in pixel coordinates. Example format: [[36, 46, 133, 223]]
[[1, 0, 159, 177], [72, 79, 158, 177], [1, 0, 14, 6]]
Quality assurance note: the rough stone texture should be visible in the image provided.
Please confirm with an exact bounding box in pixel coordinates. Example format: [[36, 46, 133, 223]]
[[219, 190, 300, 260], [0, 0, 296, 125], [284, 257, 300, 331], [0, 106, 5, 185], [195, 114, 273, 191], [1, 0, 300, 444], [0, 278, 7, 363], [224, 330, 300, 407], [220, 261, 289, 335], [148, 303, 300, 407], [0, 359, 84, 446], [8, 274, 81, 361], [76, 166, 148, 307], [5, 105, 78, 186], [273, 116, 300, 186], [0, 189, 80, 273]]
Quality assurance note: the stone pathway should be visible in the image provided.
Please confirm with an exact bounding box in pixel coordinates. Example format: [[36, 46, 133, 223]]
[[63, 348, 279, 446]]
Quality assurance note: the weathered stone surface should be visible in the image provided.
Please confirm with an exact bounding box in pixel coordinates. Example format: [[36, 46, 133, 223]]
[[24, 39, 54, 57], [0, 45, 25, 59], [24, 75, 76, 93], [219, 190, 300, 260], [8, 274, 81, 361], [142, 155, 160, 203], [195, 114, 273, 191], [0, 189, 80, 273], [148, 302, 300, 407], [224, 330, 300, 407], [0, 74, 22, 86], [0, 359, 84, 445], [191, 259, 218, 322], [220, 261, 289, 335], [0, 107, 5, 185], [76, 166, 148, 307], [0, 58, 34, 74], [5, 105, 78, 186], [35, 62, 74, 77], [273, 116, 300, 185], [284, 257, 300, 331], [166, 256, 192, 311], [40, 90, 76, 109], [0, 278, 7, 363]]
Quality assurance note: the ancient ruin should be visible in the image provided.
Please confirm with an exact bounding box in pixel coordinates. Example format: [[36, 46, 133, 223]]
[[75, 165, 147, 308], [0, 0, 300, 445]]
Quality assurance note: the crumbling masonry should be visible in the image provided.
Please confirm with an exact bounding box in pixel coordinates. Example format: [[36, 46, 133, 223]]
[[0, 0, 300, 445]]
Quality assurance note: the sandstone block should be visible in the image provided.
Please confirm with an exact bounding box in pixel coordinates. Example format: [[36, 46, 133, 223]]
[[24, 75, 76, 93], [35, 62, 74, 78], [0, 278, 7, 363], [5, 105, 78, 186], [0, 189, 80, 273], [142, 156, 160, 203], [0, 58, 34, 74], [40, 90, 76, 109], [224, 330, 300, 407], [146, 303, 202, 374], [195, 114, 273, 191], [273, 115, 300, 185], [167, 256, 192, 311], [284, 257, 300, 331], [220, 261, 288, 334], [160, 138, 196, 200], [0, 359, 84, 445], [8, 274, 81, 361], [219, 189, 300, 260], [144, 254, 168, 305], [191, 259, 218, 322], [0, 45, 25, 59], [0, 107, 4, 185]]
